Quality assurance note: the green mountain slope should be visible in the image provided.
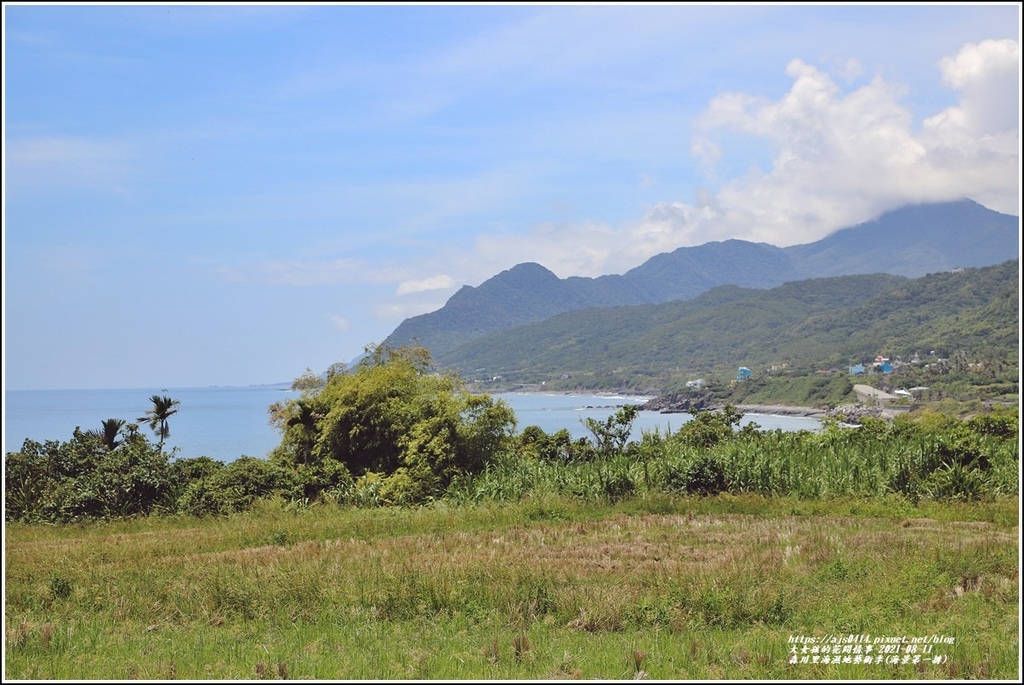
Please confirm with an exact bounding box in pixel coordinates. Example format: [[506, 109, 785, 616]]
[[435, 261, 1019, 388]]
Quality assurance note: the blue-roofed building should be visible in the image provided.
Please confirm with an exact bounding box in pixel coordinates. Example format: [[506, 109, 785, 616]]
[[849, 364, 866, 375], [737, 367, 751, 381]]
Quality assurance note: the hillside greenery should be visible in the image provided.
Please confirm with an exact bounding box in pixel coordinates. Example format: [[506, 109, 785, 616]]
[[439, 261, 1019, 405]]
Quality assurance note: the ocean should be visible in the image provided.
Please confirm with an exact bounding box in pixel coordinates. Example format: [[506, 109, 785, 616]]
[[3, 386, 821, 463]]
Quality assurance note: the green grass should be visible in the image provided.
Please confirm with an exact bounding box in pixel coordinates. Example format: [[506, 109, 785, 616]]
[[5, 494, 1018, 680]]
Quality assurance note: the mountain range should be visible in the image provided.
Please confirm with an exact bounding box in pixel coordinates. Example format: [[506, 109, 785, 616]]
[[434, 260, 1019, 386], [383, 199, 1020, 365]]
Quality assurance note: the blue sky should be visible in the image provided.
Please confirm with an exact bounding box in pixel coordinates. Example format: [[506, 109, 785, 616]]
[[3, 3, 1020, 390]]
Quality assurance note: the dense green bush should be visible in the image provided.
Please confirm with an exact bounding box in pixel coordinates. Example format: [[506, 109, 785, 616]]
[[268, 344, 517, 504], [674, 405, 743, 449], [176, 456, 303, 516], [5, 428, 172, 523]]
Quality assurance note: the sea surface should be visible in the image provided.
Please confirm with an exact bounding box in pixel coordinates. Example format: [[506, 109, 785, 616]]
[[4, 386, 821, 463]]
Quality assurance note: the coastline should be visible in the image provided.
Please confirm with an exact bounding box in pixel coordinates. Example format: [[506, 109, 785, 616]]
[[732, 404, 828, 419], [485, 387, 828, 419]]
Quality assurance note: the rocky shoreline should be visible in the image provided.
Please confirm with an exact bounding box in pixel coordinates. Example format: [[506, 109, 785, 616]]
[[642, 398, 827, 419], [641, 395, 901, 422], [733, 404, 828, 419], [483, 386, 905, 423]]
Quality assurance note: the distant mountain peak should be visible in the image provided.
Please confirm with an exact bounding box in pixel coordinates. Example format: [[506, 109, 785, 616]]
[[383, 199, 1019, 358]]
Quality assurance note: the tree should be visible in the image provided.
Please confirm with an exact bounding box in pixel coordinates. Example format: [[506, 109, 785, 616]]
[[139, 395, 180, 451], [583, 404, 640, 458], [86, 418, 126, 451], [675, 405, 744, 450], [290, 368, 324, 392], [270, 344, 516, 503], [284, 399, 323, 466]]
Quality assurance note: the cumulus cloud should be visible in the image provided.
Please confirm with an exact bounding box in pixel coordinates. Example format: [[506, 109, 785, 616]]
[[327, 315, 350, 331], [684, 40, 1019, 246], [471, 220, 621, 278], [396, 274, 456, 295], [373, 293, 454, 322], [934, 38, 1019, 135], [218, 39, 1020, 310], [449, 38, 1018, 280]]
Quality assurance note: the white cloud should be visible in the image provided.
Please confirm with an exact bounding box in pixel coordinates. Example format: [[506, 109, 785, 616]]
[[682, 41, 1019, 246], [6, 136, 132, 195], [373, 295, 452, 322], [471, 220, 621, 278], [327, 315, 350, 331], [396, 275, 456, 295], [442, 39, 1019, 281], [927, 39, 1020, 138], [936, 38, 1019, 137], [214, 258, 363, 286], [215, 38, 1020, 333]]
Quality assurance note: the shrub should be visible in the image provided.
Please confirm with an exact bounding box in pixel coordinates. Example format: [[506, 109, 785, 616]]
[[675, 406, 743, 450], [682, 453, 729, 495], [176, 457, 301, 516], [965, 410, 1018, 439], [4, 429, 172, 523], [270, 344, 517, 503]]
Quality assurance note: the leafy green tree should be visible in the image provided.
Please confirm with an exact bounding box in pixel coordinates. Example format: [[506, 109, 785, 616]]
[[268, 398, 323, 467], [271, 344, 516, 503], [139, 395, 180, 451], [290, 368, 324, 392], [176, 456, 301, 516], [516, 426, 575, 462], [675, 405, 744, 450], [583, 404, 640, 458]]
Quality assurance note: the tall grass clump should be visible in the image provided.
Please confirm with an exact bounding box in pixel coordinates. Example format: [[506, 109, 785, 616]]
[[448, 406, 1017, 506]]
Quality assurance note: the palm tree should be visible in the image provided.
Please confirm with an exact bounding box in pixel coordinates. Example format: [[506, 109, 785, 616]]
[[85, 418, 126, 451], [286, 399, 322, 466], [100, 418, 126, 450], [139, 395, 180, 451]]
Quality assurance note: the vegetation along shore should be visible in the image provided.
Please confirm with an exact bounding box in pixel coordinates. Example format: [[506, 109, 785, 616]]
[[4, 344, 1019, 679]]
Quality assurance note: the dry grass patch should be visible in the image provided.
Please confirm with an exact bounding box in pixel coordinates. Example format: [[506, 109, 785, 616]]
[[5, 497, 1018, 679]]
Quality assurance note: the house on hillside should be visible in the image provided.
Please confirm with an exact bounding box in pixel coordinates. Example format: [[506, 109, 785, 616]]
[[736, 367, 751, 381], [849, 364, 866, 375], [686, 379, 705, 389]]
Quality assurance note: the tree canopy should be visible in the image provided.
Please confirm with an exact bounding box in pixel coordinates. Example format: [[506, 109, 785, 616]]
[[269, 345, 516, 504]]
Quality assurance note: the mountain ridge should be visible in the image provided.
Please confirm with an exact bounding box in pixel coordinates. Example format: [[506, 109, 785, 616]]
[[384, 199, 1019, 359], [436, 260, 1019, 391]]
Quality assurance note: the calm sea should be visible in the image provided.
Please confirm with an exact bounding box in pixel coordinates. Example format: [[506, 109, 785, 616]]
[[3, 387, 820, 463]]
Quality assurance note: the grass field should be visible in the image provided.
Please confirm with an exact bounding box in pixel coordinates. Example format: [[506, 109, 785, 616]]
[[4, 493, 1019, 680]]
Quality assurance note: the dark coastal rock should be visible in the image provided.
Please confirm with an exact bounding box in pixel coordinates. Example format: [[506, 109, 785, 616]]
[[642, 393, 714, 414], [825, 404, 885, 424]]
